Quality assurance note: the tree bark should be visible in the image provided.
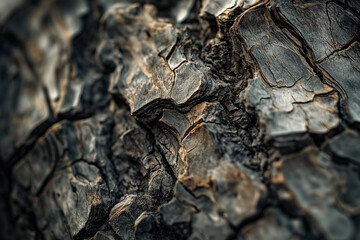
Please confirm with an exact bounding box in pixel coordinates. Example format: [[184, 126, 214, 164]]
[[0, 0, 360, 239]]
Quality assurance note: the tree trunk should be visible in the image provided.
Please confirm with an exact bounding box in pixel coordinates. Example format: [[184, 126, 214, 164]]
[[1, 0, 359, 239]]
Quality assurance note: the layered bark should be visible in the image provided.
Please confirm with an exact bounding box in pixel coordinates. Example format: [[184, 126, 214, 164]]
[[0, 0, 359, 240]]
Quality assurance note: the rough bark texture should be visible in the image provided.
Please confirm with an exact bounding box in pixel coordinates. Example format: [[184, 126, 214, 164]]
[[1, 0, 360, 239]]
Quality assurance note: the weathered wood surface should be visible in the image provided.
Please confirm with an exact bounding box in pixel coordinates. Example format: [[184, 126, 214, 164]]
[[0, 0, 359, 239]]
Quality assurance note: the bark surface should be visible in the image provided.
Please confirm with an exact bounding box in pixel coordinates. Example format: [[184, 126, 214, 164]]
[[0, 0, 360, 240]]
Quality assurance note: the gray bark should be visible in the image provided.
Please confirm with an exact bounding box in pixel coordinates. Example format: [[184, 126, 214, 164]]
[[0, 0, 359, 240]]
